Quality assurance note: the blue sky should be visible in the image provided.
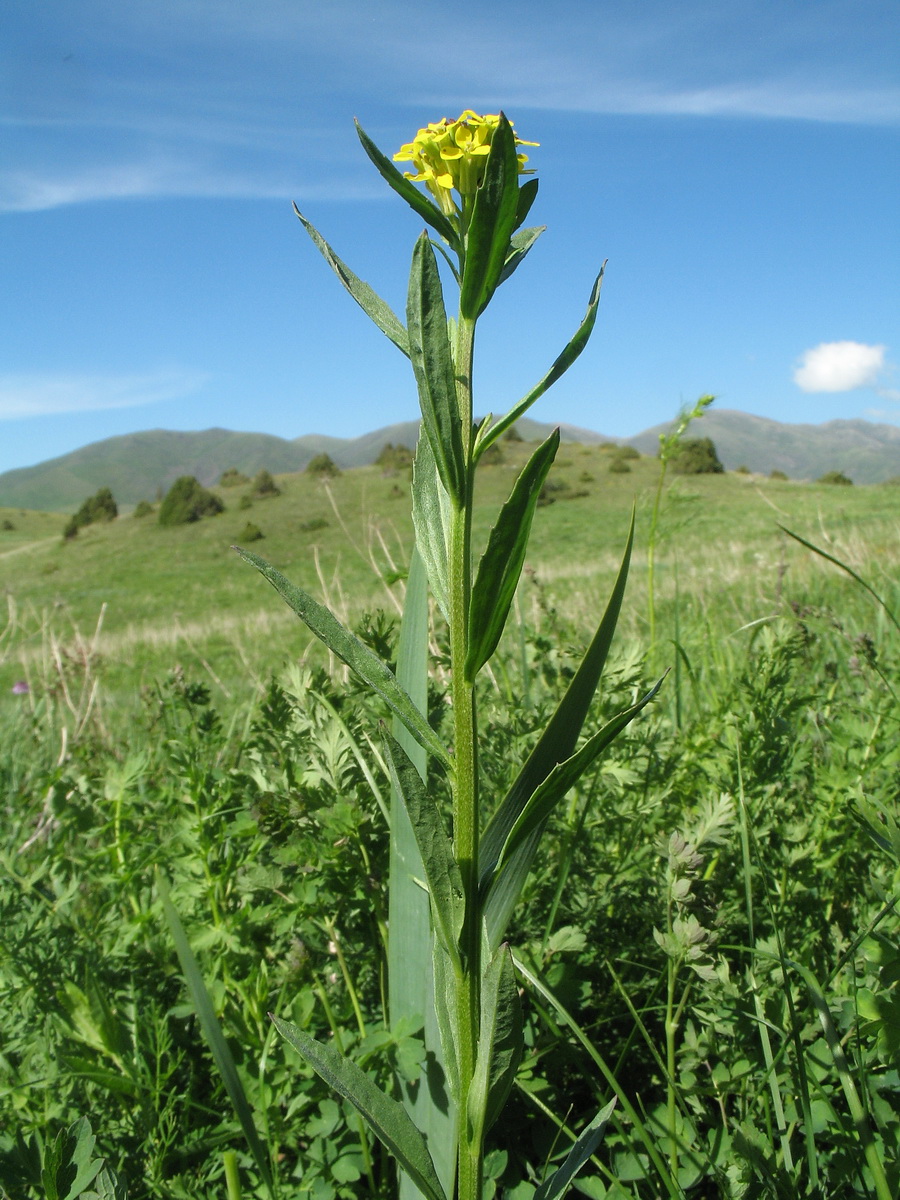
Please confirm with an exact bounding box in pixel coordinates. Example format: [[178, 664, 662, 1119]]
[[2, 0, 898, 475]]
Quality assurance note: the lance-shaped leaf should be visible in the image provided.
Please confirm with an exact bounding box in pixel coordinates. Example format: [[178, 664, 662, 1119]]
[[498, 226, 545, 288], [407, 234, 466, 504], [466, 430, 560, 679], [514, 178, 539, 232], [236, 547, 450, 770], [533, 1100, 617, 1200], [493, 679, 663, 882], [294, 205, 409, 356], [480, 267, 604, 452], [432, 940, 461, 1105], [412, 431, 452, 619], [384, 733, 464, 969], [356, 120, 461, 254], [466, 945, 522, 1144], [460, 115, 520, 320], [273, 1017, 448, 1200]]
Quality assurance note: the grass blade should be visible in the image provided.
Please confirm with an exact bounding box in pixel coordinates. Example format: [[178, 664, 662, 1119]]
[[533, 1100, 617, 1200], [157, 873, 276, 1200], [779, 524, 900, 633], [273, 1017, 448, 1200], [235, 547, 450, 770], [293, 206, 409, 357], [466, 430, 560, 679]]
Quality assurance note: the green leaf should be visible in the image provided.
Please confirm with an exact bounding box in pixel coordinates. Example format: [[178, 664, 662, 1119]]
[[355, 120, 461, 254], [294, 205, 409, 356], [432, 940, 461, 1105], [41, 1117, 103, 1200], [157, 873, 277, 1200], [480, 517, 638, 947], [466, 430, 560, 679], [533, 1101, 616, 1200], [481, 267, 605, 451], [498, 225, 545, 287], [236, 547, 450, 770], [273, 1017, 448, 1200], [513, 178, 539, 231], [383, 734, 464, 968], [467, 945, 522, 1142], [407, 234, 466, 504], [460, 115, 521, 320], [493, 680, 663, 880], [411, 432, 451, 619], [84, 1166, 128, 1200]]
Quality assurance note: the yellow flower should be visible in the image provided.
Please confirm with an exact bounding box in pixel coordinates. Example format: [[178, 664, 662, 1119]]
[[394, 110, 537, 217]]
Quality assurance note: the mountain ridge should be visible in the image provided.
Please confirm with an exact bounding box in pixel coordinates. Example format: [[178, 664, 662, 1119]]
[[3, 409, 899, 511]]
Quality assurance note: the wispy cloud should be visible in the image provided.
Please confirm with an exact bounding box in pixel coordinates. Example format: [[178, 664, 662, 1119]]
[[0, 369, 210, 419], [793, 341, 887, 393]]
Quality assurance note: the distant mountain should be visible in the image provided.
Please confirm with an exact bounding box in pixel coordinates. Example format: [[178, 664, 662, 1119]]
[[1, 410, 898, 512], [628, 409, 900, 483]]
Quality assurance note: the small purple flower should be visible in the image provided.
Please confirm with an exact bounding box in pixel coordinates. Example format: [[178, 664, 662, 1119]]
[[11, 680, 29, 695]]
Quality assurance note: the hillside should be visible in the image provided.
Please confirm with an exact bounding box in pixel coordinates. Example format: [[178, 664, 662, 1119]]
[[2, 409, 899, 512]]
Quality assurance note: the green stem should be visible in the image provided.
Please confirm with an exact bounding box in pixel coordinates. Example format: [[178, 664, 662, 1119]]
[[450, 312, 483, 1200]]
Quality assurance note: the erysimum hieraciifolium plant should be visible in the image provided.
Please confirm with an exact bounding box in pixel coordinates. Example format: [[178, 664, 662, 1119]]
[[237, 110, 661, 1200]]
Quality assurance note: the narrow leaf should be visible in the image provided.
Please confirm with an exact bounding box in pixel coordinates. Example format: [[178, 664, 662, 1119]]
[[779, 524, 900, 633], [481, 267, 604, 451], [460, 115, 520, 320], [273, 1016, 448, 1200], [467, 945, 522, 1141], [411, 431, 451, 619], [432, 940, 461, 1104], [236, 547, 450, 770], [407, 234, 466, 504], [466, 430, 560, 678], [294, 205, 409, 356], [384, 734, 464, 967], [157, 873, 276, 1200], [498, 225, 545, 287], [356, 120, 461, 253], [494, 680, 664, 879], [533, 1101, 617, 1200], [513, 178, 539, 231]]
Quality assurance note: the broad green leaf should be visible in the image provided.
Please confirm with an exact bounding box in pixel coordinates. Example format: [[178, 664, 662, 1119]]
[[480, 267, 605, 451], [467, 945, 522, 1143], [236, 547, 450, 770], [390, 550, 456, 1200], [355, 120, 461, 254], [157, 873, 277, 1200], [273, 1017, 448, 1200], [480, 518, 638, 947], [294, 205, 409, 356], [384, 734, 464, 969], [513, 178, 539, 231], [460, 115, 520, 320], [407, 234, 466, 504], [498, 225, 545, 287], [41, 1117, 103, 1200], [411, 432, 451, 619], [493, 680, 663, 880], [84, 1165, 128, 1200], [466, 430, 560, 679], [533, 1101, 617, 1200]]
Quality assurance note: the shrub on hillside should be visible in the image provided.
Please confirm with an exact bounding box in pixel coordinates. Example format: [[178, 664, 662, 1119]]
[[219, 467, 250, 487], [239, 522, 264, 542], [376, 443, 413, 472], [609, 457, 632, 474], [769, 469, 788, 480], [503, 424, 523, 442], [669, 437, 724, 475], [251, 468, 281, 497], [818, 470, 853, 486], [306, 453, 340, 478], [63, 486, 118, 540], [133, 500, 154, 518], [158, 476, 224, 526]]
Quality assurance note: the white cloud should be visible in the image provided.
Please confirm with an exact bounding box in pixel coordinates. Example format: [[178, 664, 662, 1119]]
[[0, 369, 209, 419], [793, 341, 886, 393]]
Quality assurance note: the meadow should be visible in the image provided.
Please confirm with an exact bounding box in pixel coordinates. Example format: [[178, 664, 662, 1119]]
[[2, 443, 899, 1198]]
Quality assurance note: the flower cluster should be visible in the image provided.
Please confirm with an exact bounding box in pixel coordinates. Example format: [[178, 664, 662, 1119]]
[[394, 110, 537, 217]]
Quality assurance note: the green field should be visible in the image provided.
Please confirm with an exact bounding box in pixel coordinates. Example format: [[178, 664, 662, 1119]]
[[2, 447, 900, 1198]]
